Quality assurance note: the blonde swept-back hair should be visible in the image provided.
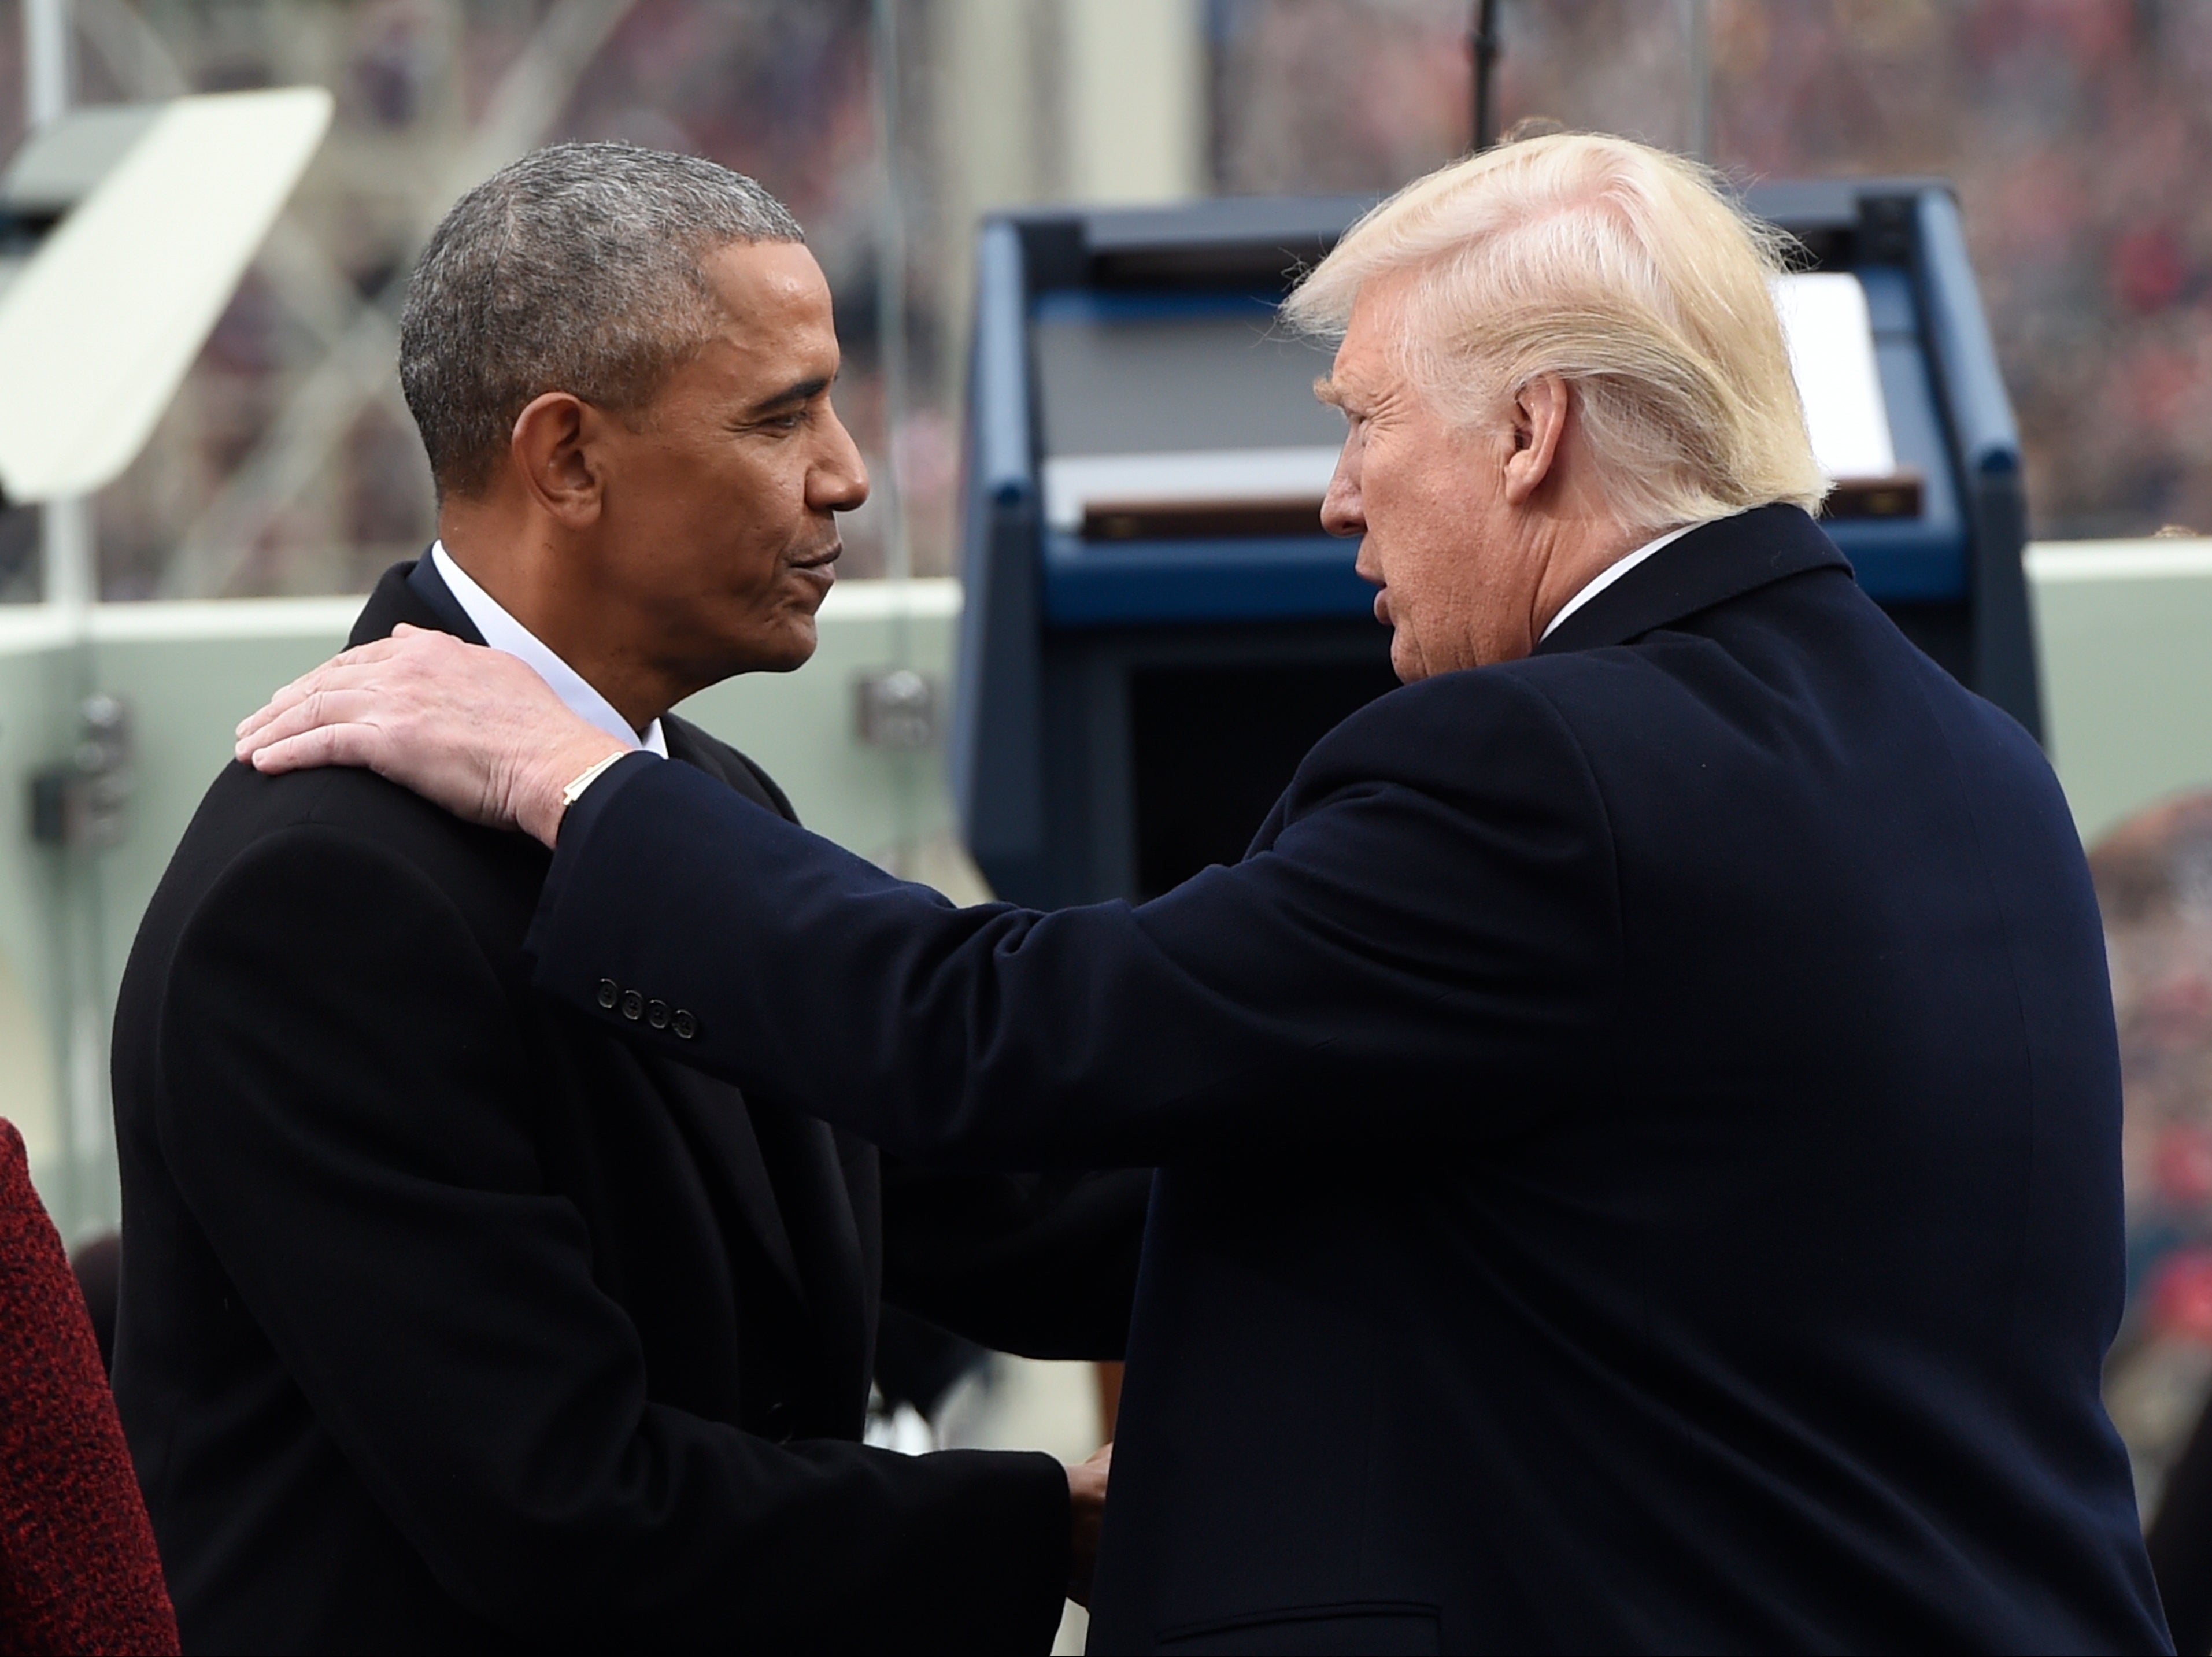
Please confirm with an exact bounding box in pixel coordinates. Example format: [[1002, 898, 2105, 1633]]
[[1282, 132, 1828, 532]]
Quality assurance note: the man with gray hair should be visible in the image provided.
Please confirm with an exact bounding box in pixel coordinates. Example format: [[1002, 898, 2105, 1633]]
[[243, 132, 2168, 1649], [112, 142, 1137, 1652]]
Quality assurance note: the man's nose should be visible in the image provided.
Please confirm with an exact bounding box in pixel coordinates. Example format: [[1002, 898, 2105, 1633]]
[[1320, 461, 1363, 539], [812, 410, 871, 512]]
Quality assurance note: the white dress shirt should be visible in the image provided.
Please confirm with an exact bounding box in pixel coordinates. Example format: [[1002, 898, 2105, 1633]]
[[1538, 517, 1719, 643], [430, 541, 668, 759]]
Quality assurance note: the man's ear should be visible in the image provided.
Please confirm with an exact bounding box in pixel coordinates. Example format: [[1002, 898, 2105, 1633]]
[[509, 392, 606, 527], [1502, 373, 1571, 506]]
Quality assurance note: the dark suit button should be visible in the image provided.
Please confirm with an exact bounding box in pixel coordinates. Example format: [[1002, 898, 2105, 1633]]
[[596, 979, 619, 1009], [620, 990, 644, 1021], [647, 999, 669, 1030], [671, 1009, 697, 1041]]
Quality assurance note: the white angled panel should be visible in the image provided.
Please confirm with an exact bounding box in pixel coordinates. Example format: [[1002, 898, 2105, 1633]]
[[0, 87, 334, 502]]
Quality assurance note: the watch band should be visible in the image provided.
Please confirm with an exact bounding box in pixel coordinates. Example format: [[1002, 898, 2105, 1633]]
[[560, 750, 630, 810]]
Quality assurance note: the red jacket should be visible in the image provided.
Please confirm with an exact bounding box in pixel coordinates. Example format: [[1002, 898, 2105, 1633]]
[[0, 1119, 177, 1655]]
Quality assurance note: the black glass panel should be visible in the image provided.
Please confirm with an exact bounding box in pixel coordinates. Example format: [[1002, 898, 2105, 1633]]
[[1129, 655, 1401, 900]]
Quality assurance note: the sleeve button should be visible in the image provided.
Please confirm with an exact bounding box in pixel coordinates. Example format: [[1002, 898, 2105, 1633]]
[[620, 990, 644, 1021], [646, 999, 669, 1030], [671, 1009, 697, 1041], [596, 978, 619, 1009]]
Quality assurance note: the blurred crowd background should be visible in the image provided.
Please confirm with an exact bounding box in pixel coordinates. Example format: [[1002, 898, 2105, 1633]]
[[1, 0, 2209, 602]]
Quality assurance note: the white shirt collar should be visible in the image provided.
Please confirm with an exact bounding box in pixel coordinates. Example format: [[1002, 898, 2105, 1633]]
[[429, 542, 668, 759], [1538, 517, 1717, 643]]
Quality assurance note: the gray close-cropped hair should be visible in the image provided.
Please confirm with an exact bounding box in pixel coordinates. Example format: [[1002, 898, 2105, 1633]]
[[399, 141, 804, 498]]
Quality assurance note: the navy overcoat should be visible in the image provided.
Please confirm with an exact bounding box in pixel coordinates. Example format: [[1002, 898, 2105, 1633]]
[[530, 505, 2168, 1654]]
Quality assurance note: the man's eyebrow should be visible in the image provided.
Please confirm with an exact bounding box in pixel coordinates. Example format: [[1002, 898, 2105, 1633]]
[[1312, 375, 1345, 407], [744, 375, 832, 417]]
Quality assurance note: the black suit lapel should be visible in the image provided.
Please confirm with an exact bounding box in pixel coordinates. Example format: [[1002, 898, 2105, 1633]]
[[647, 728, 849, 1358], [1534, 504, 1852, 657], [660, 715, 874, 1424], [646, 1057, 807, 1305], [404, 552, 482, 641], [745, 1096, 874, 1430]]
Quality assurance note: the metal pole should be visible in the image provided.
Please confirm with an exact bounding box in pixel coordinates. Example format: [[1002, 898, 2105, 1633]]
[[868, 0, 924, 875], [23, 0, 112, 1242], [41, 497, 93, 610], [24, 0, 72, 130], [872, 0, 912, 590], [1686, 0, 1711, 160], [24, 0, 95, 613], [1470, 0, 1502, 151]]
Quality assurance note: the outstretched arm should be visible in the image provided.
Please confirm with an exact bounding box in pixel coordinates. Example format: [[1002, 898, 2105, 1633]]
[[235, 627, 1620, 1168], [526, 678, 1618, 1170]]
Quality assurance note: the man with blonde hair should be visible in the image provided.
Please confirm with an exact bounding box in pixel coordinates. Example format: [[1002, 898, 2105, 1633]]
[[241, 134, 2168, 1652]]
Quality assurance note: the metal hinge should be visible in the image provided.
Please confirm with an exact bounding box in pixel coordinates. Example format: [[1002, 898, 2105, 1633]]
[[31, 692, 131, 849], [854, 668, 938, 751]]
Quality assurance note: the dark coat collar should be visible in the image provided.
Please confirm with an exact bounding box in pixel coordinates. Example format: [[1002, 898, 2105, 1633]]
[[350, 553, 481, 648], [1533, 503, 1851, 657]]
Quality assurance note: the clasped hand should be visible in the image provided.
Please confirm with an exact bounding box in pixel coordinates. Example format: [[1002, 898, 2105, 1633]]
[[1067, 1442, 1112, 1606]]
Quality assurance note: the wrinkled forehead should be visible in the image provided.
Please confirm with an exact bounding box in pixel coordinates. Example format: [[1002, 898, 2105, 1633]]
[[1315, 265, 1458, 409]]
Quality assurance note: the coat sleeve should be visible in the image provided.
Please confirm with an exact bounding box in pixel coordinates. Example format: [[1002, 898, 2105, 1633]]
[[527, 672, 1621, 1170], [157, 824, 1070, 1652]]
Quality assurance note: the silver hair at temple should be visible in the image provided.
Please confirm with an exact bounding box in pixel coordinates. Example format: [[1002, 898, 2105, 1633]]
[[398, 141, 803, 498]]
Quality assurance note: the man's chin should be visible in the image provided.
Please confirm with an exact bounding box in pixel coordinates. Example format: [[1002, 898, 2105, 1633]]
[[739, 619, 818, 676], [1389, 632, 1425, 685], [679, 620, 819, 691]]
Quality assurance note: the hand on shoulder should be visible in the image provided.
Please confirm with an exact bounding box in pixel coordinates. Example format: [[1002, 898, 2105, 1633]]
[[233, 626, 627, 846]]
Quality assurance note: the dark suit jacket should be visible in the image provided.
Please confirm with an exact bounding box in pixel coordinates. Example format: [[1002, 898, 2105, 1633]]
[[527, 506, 2169, 1654], [110, 558, 1146, 1655]]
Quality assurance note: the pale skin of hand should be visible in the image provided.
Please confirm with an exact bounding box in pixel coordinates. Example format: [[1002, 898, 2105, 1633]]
[[1066, 1441, 1111, 1607], [234, 623, 625, 847]]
